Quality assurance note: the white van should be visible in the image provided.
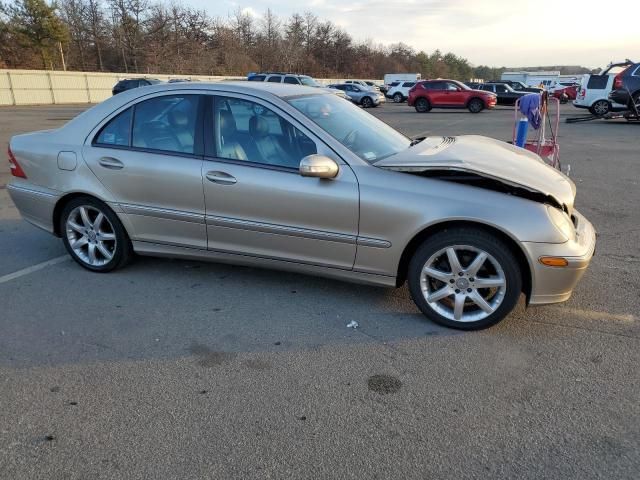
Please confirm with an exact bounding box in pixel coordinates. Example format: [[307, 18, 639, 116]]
[[574, 62, 631, 115], [383, 73, 421, 89]]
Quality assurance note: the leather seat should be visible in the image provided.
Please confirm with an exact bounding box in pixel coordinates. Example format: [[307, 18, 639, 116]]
[[218, 110, 248, 160], [249, 115, 295, 167]]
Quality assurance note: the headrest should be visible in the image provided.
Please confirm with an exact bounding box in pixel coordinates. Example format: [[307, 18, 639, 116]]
[[219, 110, 237, 137], [249, 115, 269, 138], [168, 109, 188, 127]]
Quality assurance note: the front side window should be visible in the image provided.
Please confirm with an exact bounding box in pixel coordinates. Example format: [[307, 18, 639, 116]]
[[267, 76, 282, 83], [95, 107, 132, 146], [132, 95, 200, 154], [284, 76, 299, 84], [288, 94, 410, 163], [495, 85, 507, 93], [403, 82, 416, 88], [213, 97, 317, 169]]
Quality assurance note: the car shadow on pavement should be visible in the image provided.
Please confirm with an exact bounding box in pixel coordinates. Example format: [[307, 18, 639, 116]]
[[0, 254, 459, 368]]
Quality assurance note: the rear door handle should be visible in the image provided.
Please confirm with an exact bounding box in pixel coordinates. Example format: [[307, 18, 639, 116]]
[[206, 171, 237, 185], [98, 157, 124, 170]]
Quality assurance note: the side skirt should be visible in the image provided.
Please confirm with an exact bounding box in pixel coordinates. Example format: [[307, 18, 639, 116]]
[[132, 241, 398, 288]]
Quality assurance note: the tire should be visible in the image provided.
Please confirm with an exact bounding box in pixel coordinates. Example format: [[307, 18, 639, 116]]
[[60, 196, 133, 272], [361, 96, 373, 108], [407, 228, 522, 330], [393, 92, 403, 103], [415, 98, 431, 113], [632, 92, 640, 112], [467, 98, 484, 113], [589, 99, 610, 116]]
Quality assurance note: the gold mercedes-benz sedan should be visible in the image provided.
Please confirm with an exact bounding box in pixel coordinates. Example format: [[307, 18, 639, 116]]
[[7, 82, 595, 329]]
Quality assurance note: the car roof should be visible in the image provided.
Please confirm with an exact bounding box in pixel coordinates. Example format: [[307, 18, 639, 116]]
[[136, 81, 323, 98], [64, 81, 327, 138]]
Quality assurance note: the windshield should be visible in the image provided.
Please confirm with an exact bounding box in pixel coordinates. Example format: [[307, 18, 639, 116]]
[[288, 94, 411, 162], [299, 76, 321, 87]]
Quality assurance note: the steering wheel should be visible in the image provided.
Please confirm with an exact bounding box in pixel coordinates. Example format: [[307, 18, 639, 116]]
[[342, 129, 358, 148]]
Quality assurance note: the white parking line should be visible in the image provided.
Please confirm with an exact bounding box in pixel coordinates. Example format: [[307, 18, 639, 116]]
[[0, 255, 69, 284]]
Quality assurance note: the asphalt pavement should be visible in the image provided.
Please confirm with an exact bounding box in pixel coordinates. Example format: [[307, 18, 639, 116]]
[[0, 102, 638, 479]]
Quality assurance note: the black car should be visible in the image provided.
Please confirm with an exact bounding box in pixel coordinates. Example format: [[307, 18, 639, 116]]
[[477, 83, 526, 105], [490, 80, 543, 94], [609, 62, 640, 110], [112, 78, 162, 95]]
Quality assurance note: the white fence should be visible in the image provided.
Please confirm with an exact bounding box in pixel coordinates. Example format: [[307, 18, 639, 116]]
[[0, 69, 375, 106]]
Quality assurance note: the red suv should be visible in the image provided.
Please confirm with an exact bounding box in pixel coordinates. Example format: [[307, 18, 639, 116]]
[[407, 79, 497, 113]]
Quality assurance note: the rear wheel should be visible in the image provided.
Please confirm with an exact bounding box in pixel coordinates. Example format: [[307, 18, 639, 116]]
[[415, 98, 431, 113], [393, 92, 403, 103], [590, 99, 610, 116], [468, 98, 484, 113], [361, 96, 373, 108], [407, 228, 522, 330], [60, 197, 132, 272]]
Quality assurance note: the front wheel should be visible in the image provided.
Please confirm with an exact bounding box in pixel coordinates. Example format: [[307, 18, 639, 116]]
[[60, 197, 132, 272], [393, 93, 403, 103], [468, 98, 484, 113], [407, 228, 522, 330], [361, 96, 373, 108]]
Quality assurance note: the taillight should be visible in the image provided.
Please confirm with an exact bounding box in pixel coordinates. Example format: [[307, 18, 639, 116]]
[[614, 66, 630, 89], [8, 146, 27, 178]]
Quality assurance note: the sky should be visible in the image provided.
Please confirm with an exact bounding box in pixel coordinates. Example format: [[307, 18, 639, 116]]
[[190, 0, 640, 68]]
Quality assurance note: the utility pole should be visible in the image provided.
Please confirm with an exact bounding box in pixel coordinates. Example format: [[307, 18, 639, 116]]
[[59, 42, 67, 71]]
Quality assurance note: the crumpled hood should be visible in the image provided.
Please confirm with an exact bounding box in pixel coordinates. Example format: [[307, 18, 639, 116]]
[[375, 135, 575, 211]]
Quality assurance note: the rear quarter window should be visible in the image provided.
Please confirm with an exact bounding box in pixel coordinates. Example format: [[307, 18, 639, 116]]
[[587, 75, 608, 89]]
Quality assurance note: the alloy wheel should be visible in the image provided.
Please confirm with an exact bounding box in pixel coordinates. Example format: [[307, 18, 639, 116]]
[[419, 245, 507, 322], [593, 100, 609, 116], [65, 205, 117, 267]]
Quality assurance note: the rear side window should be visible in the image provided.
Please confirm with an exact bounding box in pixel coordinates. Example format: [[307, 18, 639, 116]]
[[389, 82, 399, 87], [284, 76, 300, 84], [131, 95, 200, 154], [586, 75, 608, 89], [95, 108, 132, 146], [267, 76, 281, 83], [402, 82, 416, 88], [494, 84, 507, 93], [248, 75, 265, 82]]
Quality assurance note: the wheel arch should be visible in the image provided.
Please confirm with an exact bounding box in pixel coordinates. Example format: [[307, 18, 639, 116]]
[[465, 96, 486, 107], [396, 220, 532, 301], [52, 191, 120, 237]]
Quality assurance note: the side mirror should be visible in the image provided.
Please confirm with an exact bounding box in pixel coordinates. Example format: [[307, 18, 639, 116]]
[[299, 154, 339, 179]]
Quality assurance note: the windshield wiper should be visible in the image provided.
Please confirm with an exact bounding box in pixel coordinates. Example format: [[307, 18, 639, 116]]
[[410, 136, 426, 146]]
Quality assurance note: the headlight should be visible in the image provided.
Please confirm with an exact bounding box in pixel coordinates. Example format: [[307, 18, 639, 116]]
[[546, 206, 575, 241]]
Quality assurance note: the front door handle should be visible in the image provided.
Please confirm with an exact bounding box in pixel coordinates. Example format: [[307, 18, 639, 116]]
[[98, 157, 124, 170], [206, 171, 237, 185]]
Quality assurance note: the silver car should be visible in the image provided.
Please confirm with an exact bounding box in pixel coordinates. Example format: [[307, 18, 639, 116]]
[[7, 82, 596, 330], [328, 83, 385, 108]]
